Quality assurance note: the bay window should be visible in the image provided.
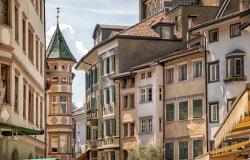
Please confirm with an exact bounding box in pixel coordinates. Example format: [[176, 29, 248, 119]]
[[226, 56, 244, 78], [140, 87, 152, 103], [60, 96, 67, 114]]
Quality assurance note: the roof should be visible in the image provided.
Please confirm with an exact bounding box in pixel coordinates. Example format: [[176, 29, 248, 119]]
[[118, 11, 181, 39], [191, 8, 250, 31], [92, 24, 129, 38], [73, 107, 85, 116], [226, 49, 246, 57], [46, 24, 76, 62], [75, 11, 182, 70]]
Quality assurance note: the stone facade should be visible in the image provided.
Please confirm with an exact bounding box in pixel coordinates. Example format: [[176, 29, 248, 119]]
[[0, 0, 46, 159]]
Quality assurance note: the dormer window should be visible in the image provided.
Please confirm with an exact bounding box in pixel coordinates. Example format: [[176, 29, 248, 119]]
[[162, 26, 171, 39]]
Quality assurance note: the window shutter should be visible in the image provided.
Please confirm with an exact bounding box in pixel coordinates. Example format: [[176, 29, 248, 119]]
[[216, 63, 219, 80], [102, 123, 104, 138], [112, 55, 115, 72], [112, 86, 115, 103]]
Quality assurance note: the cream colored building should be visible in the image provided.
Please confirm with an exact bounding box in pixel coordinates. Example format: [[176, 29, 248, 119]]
[[45, 20, 76, 159], [159, 47, 207, 160], [0, 0, 46, 159]]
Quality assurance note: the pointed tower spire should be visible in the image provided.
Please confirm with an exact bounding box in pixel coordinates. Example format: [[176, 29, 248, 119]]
[[56, 7, 60, 26], [46, 7, 76, 62]]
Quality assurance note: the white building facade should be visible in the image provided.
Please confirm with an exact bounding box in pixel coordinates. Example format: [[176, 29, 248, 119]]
[[192, 8, 250, 150]]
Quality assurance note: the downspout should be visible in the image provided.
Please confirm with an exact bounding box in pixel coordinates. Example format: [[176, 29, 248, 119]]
[[189, 30, 208, 152], [114, 81, 121, 160], [158, 61, 165, 160]]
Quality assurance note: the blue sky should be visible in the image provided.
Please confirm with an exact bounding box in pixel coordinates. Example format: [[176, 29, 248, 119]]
[[46, 0, 139, 107]]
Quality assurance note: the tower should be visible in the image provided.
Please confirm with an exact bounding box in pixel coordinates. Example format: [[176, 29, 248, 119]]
[[46, 8, 76, 160]]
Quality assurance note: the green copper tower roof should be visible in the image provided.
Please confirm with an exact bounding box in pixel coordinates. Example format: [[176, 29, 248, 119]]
[[46, 24, 76, 62]]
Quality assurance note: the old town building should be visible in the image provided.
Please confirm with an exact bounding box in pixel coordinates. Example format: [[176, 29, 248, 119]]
[[113, 61, 164, 160], [45, 16, 76, 159], [0, 0, 46, 159], [191, 1, 250, 152], [160, 47, 207, 160]]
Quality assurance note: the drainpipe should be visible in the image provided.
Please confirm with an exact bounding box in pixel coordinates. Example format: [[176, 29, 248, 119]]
[[158, 61, 165, 160], [114, 81, 121, 160], [189, 30, 209, 152]]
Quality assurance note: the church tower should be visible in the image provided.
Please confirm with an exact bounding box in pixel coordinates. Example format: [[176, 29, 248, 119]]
[[45, 8, 76, 160]]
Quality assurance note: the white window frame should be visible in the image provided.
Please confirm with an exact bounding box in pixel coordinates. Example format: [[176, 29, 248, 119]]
[[140, 117, 153, 134], [210, 103, 219, 122], [209, 63, 219, 82], [60, 96, 67, 114], [193, 60, 202, 78], [234, 58, 242, 76], [179, 63, 188, 81]]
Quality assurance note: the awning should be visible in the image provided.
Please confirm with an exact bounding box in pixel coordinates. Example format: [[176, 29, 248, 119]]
[[0, 123, 44, 136]]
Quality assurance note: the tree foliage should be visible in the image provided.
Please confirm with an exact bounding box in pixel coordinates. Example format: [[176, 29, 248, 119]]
[[128, 143, 164, 160]]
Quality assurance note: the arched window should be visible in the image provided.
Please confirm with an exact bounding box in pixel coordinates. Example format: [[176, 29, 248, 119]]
[[61, 64, 67, 71], [53, 65, 57, 71]]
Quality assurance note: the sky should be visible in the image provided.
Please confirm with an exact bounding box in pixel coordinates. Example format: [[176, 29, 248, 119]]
[[46, 0, 139, 108]]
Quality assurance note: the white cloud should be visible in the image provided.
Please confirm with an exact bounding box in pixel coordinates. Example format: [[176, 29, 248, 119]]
[[46, 23, 75, 47], [75, 41, 88, 58]]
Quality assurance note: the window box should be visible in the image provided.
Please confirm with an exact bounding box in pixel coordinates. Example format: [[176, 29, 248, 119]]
[[223, 76, 246, 83]]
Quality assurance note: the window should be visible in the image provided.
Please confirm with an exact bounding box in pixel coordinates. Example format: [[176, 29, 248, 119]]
[[235, 58, 242, 76], [140, 88, 152, 103], [60, 96, 67, 114], [159, 117, 163, 132], [36, 96, 39, 127], [147, 72, 151, 78], [230, 23, 241, 38], [209, 29, 219, 43], [179, 101, 188, 120], [193, 139, 203, 158], [22, 18, 26, 52], [28, 90, 34, 123], [53, 65, 57, 71], [104, 119, 116, 137], [51, 96, 59, 114], [123, 94, 134, 109], [162, 26, 171, 39], [179, 141, 188, 160], [130, 123, 134, 136], [141, 73, 145, 80], [40, 99, 43, 128], [104, 87, 114, 105], [209, 102, 219, 123], [179, 64, 187, 81], [227, 98, 235, 112], [124, 124, 128, 137], [159, 87, 163, 101], [208, 61, 219, 83], [14, 75, 19, 113], [193, 61, 202, 78], [40, 45, 43, 75], [103, 55, 115, 75], [226, 57, 244, 78], [61, 77, 67, 84], [166, 68, 174, 84], [35, 40, 39, 69], [166, 142, 174, 160], [23, 83, 27, 119], [28, 28, 34, 63], [15, 6, 19, 42], [124, 151, 128, 160], [166, 103, 174, 122], [140, 117, 152, 134], [51, 135, 59, 153], [1, 64, 10, 103], [193, 99, 202, 118], [93, 129, 98, 139], [60, 135, 68, 153], [52, 76, 58, 82], [0, 0, 9, 25]]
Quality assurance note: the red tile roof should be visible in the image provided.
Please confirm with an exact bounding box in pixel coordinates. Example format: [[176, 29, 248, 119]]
[[118, 11, 182, 39]]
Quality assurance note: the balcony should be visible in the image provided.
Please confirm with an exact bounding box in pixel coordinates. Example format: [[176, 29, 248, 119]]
[[101, 137, 119, 147], [103, 105, 114, 117]]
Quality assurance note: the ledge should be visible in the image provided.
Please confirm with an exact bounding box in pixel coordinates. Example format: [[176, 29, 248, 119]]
[[223, 76, 247, 83]]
